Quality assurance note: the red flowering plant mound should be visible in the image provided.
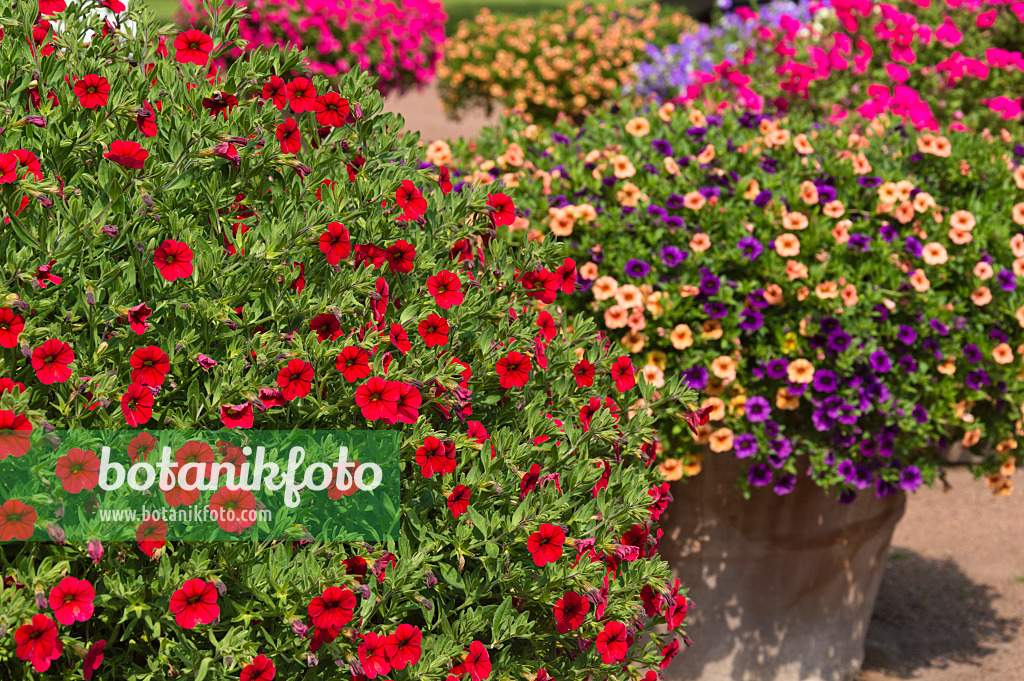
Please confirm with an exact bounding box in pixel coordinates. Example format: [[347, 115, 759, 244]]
[[445, 103, 1024, 501], [0, 2, 692, 679]]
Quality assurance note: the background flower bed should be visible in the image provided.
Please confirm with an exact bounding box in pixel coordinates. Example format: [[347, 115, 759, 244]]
[[633, 0, 1024, 131], [0, 2, 692, 678], [437, 1, 698, 123], [445, 103, 1023, 500]]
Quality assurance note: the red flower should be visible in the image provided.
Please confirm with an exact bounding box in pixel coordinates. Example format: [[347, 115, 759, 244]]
[[128, 432, 157, 464], [277, 118, 301, 154], [536, 310, 557, 341], [554, 591, 589, 633], [12, 149, 43, 180], [202, 91, 238, 119], [287, 77, 317, 113], [447, 485, 471, 519], [372, 276, 389, 320], [427, 270, 464, 309], [0, 499, 36, 540], [31, 338, 74, 384], [415, 436, 456, 478], [390, 324, 411, 354], [495, 351, 531, 389], [0, 152, 17, 184], [209, 486, 257, 533], [487, 193, 516, 226], [660, 639, 680, 669], [262, 75, 288, 110], [595, 621, 629, 664], [519, 267, 560, 304], [220, 402, 253, 429], [55, 448, 101, 494], [74, 74, 110, 108], [136, 100, 158, 137], [135, 517, 167, 558], [153, 239, 194, 280], [291, 261, 306, 292], [308, 586, 356, 629], [383, 241, 415, 276], [683, 404, 714, 435], [395, 180, 427, 219], [354, 377, 400, 421], [390, 382, 422, 425], [573, 359, 595, 388], [0, 378, 25, 395], [102, 0, 125, 10], [335, 346, 371, 383], [121, 383, 154, 426], [358, 632, 392, 679], [527, 523, 565, 567], [385, 623, 422, 670], [127, 302, 152, 335], [310, 313, 343, 342], [438, 166, 452, 195], [319, 221, 351, 265], [169, 578, 220, 628], [610, 356, 636, 392], [313, 92, 350, 127], [105, 139, 148, 169], [240, 654, 276, 681], [555, 258, 578, 295], [83, 640, 106, 680], [0, 308, 23, 348], [417, 314, 450, 347], [277, 359, 314, 400], [464, 641, 492, 681], [130, 345, 170, 386], [39, 0, 65, 13], [14, 615, 62, 672], [173, 29, 213, 66], [35, 260, 61, 289], [49, 576, 95, 625]]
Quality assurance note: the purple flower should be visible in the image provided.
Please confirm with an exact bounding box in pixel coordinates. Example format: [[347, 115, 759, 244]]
[[874, 479, 898, 498], [991, 328, 1008, 343], [765, 358, 789, 379], [997, 269, 1017, 292], [896, 325, 916, 345], [963, 344, 982, 363], [879, 223, 897, 242], [734, 433, 758, 458], [738, 308, 763, 331], [699, 268, 721, 295], [665, 193, 685, 210], [853, 464, 874, 490], [652, 138, 674, 156], [764, 421, 780, 438], [705, 301, 729, 319], [625, 259, 650, 278], [966, 370, 990, 390], [828, 330, 852, 353], [812, 370, 838, 393], [748, 464, 773, 487], [899, 355, 918, 373], [929, 319, 948, 336], [869, 351, 891, 373], [899, 466, 923, 491], [858, 176, 883, 188], [838, 489, 857, 505], [838, 460, 857, 483], [590, 246, 604, 263], [737, 236, 763, 261], [847, 233, 872, 252], [745, 396, 771, 422], [905, 236, 923, 258], [753, 190, 772, 207], [770, 437, 792, 458], [773, 473, 797, 496], [682, 366, 709, 391], [660, 245, 685, 267]]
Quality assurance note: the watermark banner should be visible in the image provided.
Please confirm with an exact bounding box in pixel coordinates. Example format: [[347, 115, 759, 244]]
[[0, 430, 400, 542]]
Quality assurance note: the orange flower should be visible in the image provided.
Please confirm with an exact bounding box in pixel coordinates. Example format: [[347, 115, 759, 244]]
[[664, 157, 680, 175], [678, 284, 700, 298], [684, 191, 706, 210], [894, 202, 914, 224], [688, 108, 707, 126], [615, 284, 644, 309], [702, 397, 726, 421], [970, 286, 992, 306], [708, 427, 734, 453], [852, 153, 872, 174], [657, 102, 675, 122], [1013, 203, 1024, 226], [775, 387, 800, 410], [985, 473, 1014, 496], [785, 260, 808, 280], [921, 242, 948, 265], [1013, 233, 1024, 258], [579, 262, 599, 280], [670, 324, 693, 350], [878, 182, 898, 204], [916, 133, 936, 155], [697, 145, 715, 164], [775, 233, 801, 257], [690, 232, 711, 252], [831, 219, 851, 244], [592, 276, 618, 301], [782, 211, 809, 231], [744, 179, 760, 200], [764, 284, 784, 304], [701, 320, 723, 340], [658, 458, 685, 481], [642, 363, 665, 387], [425, 140, 452, 166], [624, 117, 651, 137], [617, 182, 643, 207], [1015, 166, 1024, 190], [841, 283, 858, 307], [949, 228, 972, 245], [912, 192, 935, 213], [547, 207, 575, 237], [710, 356, 736, 383], [800, 181, 819, 205], [974, 261, 994, 280], [949, 210, 975, 231], [1016, 305, 1024, 328], [823, 201, 845, 218], [909, 269, 930, 292], [611, 155, 636, 179], [604, 304, 629, 329], [931, 136, 952, 157], [992, 343, 1014, 364], [962, 429, 981, 447], [787, 358, 815, 383], [766, 129, 790, 147], [793, 133, 814, 154]]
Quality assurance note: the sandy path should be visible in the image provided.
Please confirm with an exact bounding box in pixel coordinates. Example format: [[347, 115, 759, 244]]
[[381, 81, 499, 143]]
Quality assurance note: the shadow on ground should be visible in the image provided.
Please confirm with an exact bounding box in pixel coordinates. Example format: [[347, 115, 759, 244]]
[[860, 548, 1021, 678]]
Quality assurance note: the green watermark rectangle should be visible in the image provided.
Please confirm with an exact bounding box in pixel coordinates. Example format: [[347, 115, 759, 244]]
[[0, 430, 399, 542]]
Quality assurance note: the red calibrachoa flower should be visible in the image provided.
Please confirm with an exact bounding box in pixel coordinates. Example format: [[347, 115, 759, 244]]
[[136, 517, 167, 558], [169, 578, 220, 628], [354, 377, 400, 421], [395, 180, 427, 219], [0, 152, 17, 184], [240, 654, 276, 681], [74, 74, 110, 108], [418, 313, 450, 347], [573, 359, 596, 387], [385, 239, 416, 273], [262, 75, 288, 110], [220, 402, 254, 429], [0, 499, 37, 540], [127, 302, 152, 334], [136, 100, 158, 137], [209, 486, 257, 532], [128, 431, 157, 464], [313, 92, 350, 127], [527, 523, 565, 567], [464, 641, 492, 681], [336, 346, 371, 383], [286, 77, 317, 112], [0, 308, 23, 348], [487, 192, 516, 226], [385, 623, 423, 670], [173, 29, 213, 66], [447, 484, 471, 518], [83, 640, 106, 680], [202, 91, 239, 119], [427, 269, 464, 309], [438, 166, 453, 195], [0, 410, 30, 461], [276, 118, 301, 154], [495, 351, 531, 389], [121, 382, 154, 427], [277, 359, 314, 400], [0, 378, 25, 395], [55, 448, 101, 494], [35, 260, 61, 289], [308, 586, 356, 629], [415, 436, 456, 478], [595, 621, 629, 664], [48, 576, 96, 625], [105, 139, 148, 169], [390, 324, 411, 354], [554, 590, 590, 633], [14, 614, 62, 672], [154, 239, 194, 280], [359, 632, 391, 679], [31, 339, 74, 384], [310, 313, 343, 342], [319, 221, 352, 265], [130, 345, 170, 386], [610, 356, 637, 392], [39, 0, 65, 14]]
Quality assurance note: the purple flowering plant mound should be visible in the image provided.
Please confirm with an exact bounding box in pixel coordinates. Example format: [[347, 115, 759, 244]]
[[447, 103, 1024, 501]]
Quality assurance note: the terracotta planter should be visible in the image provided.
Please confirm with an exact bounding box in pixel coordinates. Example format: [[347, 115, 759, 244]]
[[659, 453, 906, 681]]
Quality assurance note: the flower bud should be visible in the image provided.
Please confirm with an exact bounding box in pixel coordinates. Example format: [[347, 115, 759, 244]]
[[101, 224, 119, 237], [291, 619, 309, 637], [87, 539, 104, 563], [424, 570, 437, 588]]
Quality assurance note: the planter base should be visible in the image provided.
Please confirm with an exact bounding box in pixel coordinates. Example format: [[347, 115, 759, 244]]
[[659, 454, 906, 681]]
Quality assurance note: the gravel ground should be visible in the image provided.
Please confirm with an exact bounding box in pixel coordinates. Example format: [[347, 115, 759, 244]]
[[390, 81, 1024, 681]]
